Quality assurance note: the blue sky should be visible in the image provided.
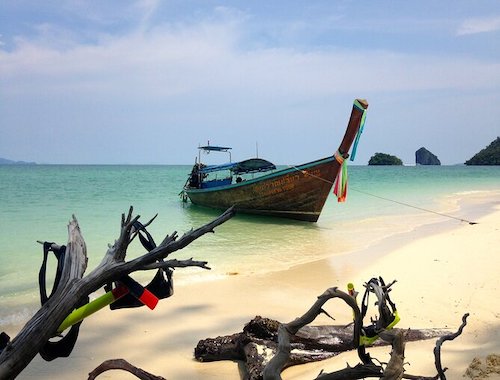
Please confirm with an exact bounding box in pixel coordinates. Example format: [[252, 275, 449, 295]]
[[1, 1, 499, 165]]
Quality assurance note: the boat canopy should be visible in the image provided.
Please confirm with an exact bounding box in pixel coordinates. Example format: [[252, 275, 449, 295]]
[[233, 158, 276, 174], [198, 145, 232, 152], [199, 158, 276, 175]]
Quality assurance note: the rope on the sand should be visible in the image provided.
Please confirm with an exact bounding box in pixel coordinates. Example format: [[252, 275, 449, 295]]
[[288, 165, 478, 225]]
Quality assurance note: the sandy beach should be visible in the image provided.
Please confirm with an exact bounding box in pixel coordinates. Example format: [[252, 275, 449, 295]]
[[13, 191, 500, 379]]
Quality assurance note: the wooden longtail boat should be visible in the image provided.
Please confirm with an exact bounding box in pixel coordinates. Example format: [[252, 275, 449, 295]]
[[181, 99, 368, 222]]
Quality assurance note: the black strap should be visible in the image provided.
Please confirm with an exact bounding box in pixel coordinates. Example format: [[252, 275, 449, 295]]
[[377, 277, 396, 327], [360, 277, 376, 319], [39, 242, 65, 304], [38, 243, 88, 361], [0, 332, 10, 354], [379, 277, 397, 314], [359, 277, 397, 339], [106, 221, 174, 310]]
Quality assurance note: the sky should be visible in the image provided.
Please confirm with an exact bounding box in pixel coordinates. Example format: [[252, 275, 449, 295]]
[[1, 1, 499, 165]]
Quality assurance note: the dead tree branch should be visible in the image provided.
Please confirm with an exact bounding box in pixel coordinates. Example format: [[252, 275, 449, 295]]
[[195, 317, 447, 380], [262, 287, 362, 380], [87, 358, 166, 380], [379, 329, 405, 380], [433, 313, 469, 380], [195, 279, 458, 380], [0, 206, 234, 380], [142, 258, 211, 270]]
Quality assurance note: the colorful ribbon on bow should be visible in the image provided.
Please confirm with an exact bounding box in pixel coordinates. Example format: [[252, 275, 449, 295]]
[[333, 151, 348, 202], [350, 99, 367, 162], [333, 99, 368, 202]]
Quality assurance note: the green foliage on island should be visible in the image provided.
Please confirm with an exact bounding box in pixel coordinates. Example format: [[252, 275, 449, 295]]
[[465, 137, 500, 165], [368, 152, 403, 166]]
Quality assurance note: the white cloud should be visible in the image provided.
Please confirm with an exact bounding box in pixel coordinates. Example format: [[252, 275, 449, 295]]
[[1, 7, 500, 164], [1, 22, 499, 103], [457, 16, 500, 35], [2, 5, 499, 101]]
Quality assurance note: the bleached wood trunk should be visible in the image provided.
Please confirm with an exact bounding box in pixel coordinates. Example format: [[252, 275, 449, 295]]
[[0, 217, 88, 379], [0, 207, 234, 380]]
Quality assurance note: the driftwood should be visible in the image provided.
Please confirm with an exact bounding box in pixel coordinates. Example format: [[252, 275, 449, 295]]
[[195, 281, 468, 380], [262, 287, 362, 380], [433, 313, 469, 380], [88, 358, 166, 380], [0, 206, 235, 380], [195, 316, 447, 363], [86, 283, 468, 380], [311, 315, 470, 380], [195, 314, 448, 378], [264, 283, 469, 380]]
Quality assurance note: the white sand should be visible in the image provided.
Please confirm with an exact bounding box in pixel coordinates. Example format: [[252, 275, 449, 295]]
[[16, 192, 500, 379]]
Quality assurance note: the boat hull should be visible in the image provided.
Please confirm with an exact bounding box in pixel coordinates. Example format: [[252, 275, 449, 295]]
[[185, 156, 339, 222]]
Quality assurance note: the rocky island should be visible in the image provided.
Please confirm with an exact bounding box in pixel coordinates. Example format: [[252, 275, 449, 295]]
[[465, 137, 500, 165], [415, 147, 441, 165]]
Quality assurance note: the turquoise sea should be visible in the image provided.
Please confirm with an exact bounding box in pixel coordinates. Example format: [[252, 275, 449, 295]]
[[0, 164, 499, 329]]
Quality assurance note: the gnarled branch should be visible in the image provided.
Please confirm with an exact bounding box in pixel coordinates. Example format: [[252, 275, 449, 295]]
[[433, 313, 469, 380], [263, 287, 362, 380], [0, 206, 235, 380], [87, 358, 165, 380]]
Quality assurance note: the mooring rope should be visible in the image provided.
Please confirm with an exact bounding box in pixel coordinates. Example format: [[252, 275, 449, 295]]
[[289, 165, 333, 185], [349, 187, 477, 225], [288, 165, 478, 225]]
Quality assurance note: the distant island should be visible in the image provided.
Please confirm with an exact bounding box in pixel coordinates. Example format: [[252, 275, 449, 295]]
[[465, 137, 500, 165], [415, 147, 440, 165], [368, 152, 403, 166], [0, 157, 37, 165]]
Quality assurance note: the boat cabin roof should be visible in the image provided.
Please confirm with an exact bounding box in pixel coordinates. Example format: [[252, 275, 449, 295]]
[[200, 158, 276, 175], [198, 145, 232, 152]]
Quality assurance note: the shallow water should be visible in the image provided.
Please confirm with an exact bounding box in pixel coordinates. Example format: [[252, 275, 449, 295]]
[[0, 164, 498, 326]]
